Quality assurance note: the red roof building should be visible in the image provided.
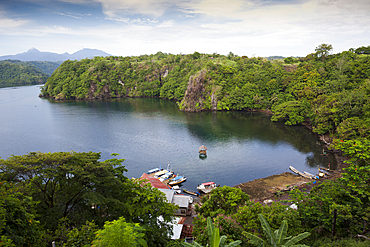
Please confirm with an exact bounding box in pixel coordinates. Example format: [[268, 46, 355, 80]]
[[140, 173, 169, 189]]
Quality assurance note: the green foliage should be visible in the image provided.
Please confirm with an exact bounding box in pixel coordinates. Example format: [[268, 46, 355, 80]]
[[334, 139, 370, 166], [37, 47, 370, 143], [183, 217, 241, 247], [0, 235, 16, 247], [289, 178, 369, 240], [64, 221, 98, 247], [193, 186, 304, 246], [243, 214, 310, 247], [92, 217, 147, 247], [284, 57, 294, 64], [311, 237, 370, 247], [0, 151, 176, 246], [271, 100, 310, 125], [315, 44, 333, 61], [0, 181, 42, 246], [0, 60, 49, 86], [195, 186, 249, 217]]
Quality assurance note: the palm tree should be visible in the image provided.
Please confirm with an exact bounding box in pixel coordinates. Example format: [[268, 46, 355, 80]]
[[243, 214, 311, 247]]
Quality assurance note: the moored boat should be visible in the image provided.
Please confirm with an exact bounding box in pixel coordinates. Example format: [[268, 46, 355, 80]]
[[154, 170, 169, 178], [147, 168, 160, 174], [304, 171, 318, 179], [289, 166, 313, 179], [168, 176, 187, 185], [197, 181, 217, 193], [183, 189, 199, 196], [199, 145, 207, 155]]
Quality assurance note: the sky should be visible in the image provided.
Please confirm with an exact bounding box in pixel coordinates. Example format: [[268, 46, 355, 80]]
[[0, 0, 369, 57]]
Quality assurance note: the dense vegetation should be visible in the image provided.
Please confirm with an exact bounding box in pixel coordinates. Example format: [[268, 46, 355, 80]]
[[41, 45, 370, 140], [0, 152, 176, 246], [2, 44, 370, 246], [27, 61, 63, 76], [0, 60, 49, 87]]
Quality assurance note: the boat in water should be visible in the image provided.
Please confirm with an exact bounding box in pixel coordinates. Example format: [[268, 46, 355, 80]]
[[169, 176, 187, 186], [197, 181, 217, 193], [147, 168, 160, 174], [199, 145, 207, 156], [159, 172, 174, 182]]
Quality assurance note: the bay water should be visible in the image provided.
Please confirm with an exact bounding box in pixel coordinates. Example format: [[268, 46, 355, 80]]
[[0, 85, 335, 191]]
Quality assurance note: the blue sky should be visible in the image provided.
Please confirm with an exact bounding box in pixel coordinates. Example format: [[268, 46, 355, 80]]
[[0, 0, 369, 57]]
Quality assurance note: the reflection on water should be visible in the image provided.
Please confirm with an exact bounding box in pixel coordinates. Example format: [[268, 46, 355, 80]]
[[0, 85, 336, 191]]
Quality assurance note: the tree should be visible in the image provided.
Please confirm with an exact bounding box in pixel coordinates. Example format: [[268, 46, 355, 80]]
[[0, 181, 42, 246], [64, 221, 98, 247], [182, 217, 241, 247], [92, 217, 147, 247], [243, 214, 311, 247], [315, 44, 333, 62], [195, 187, 250, 218], [0, 152, 177, 246], [284, 57, 294, 64], [271, 100, 310, 125]]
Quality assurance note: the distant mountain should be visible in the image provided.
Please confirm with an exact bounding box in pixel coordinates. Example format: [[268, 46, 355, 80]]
[[0, 48, 111, 62]]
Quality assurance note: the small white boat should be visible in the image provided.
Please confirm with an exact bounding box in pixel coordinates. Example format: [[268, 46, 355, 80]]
[[289, 166, 313, 179], [147, 168, 160, 174], [171, 185, 181, 194], [303, 171, 316, 179], [197, 182, 217, 193], [189, 196, 193, 204], [154, 170, 169, 178], [159, 172, 174, 182]]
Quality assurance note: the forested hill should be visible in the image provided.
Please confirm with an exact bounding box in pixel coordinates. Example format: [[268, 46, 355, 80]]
[[0, 60, 49, 87], [41, 45, 370, 139]]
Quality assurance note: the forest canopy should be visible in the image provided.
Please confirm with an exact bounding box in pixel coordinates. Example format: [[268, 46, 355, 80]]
[[0, 60, 49, 86], [40, 46, 370, 141]]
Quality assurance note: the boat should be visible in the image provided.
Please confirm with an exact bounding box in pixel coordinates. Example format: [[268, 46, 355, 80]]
[[319, 169, 330, 175], [183, 188, 199, 196], [171, 185, 182, 194], [159, 172, 174, 182], [168, 176, 187, 186], [154, 170, 169, 178], [197, 181, 217, 193], [303, 171, 317, 179], [199, 145, 207, 155], [289, 166, 314, 179], [147, 168, 160, 174]]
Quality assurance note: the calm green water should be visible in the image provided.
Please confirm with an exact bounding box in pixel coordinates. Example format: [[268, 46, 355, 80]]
[[0, 85, 335, 190]]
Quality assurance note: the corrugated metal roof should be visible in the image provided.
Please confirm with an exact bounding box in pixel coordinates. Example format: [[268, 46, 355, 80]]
[[172, 194, 190, 208], [140, 173, 169, 189], [158, 188, 174, 203]]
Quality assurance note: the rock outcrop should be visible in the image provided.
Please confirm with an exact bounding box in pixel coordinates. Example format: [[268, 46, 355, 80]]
[[180, 69, 208, 112]]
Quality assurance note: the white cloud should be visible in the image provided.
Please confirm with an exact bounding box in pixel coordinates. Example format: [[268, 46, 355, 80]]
[[0, 10, 29, 30], [57, 12, 82, 19], [60, 0, 176, 17]]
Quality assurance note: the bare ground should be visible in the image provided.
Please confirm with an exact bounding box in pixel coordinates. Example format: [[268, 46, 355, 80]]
[[234, 153, 348, 203]]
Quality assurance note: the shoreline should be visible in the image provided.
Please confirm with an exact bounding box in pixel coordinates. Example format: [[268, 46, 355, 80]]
[[233, 152, 347, 202]]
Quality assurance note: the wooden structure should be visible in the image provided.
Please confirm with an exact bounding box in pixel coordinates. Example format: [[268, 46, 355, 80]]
[[199, 145, 207, 155]]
